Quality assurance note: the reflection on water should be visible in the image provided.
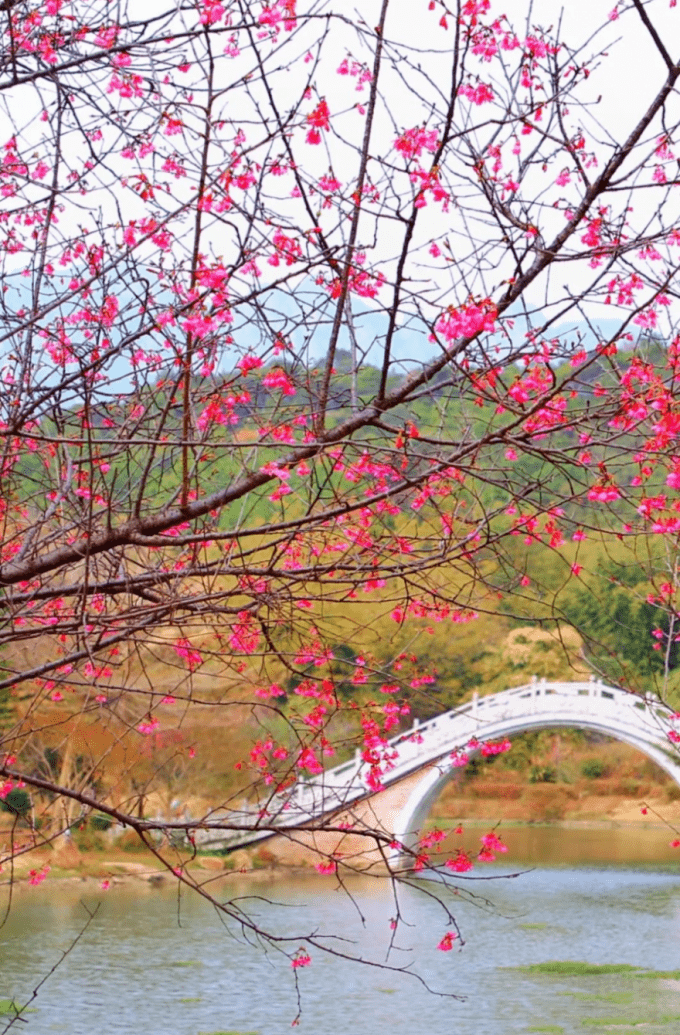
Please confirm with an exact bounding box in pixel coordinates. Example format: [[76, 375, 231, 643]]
[[0, 828, 679, 1035], [437, 822, 680, 868]]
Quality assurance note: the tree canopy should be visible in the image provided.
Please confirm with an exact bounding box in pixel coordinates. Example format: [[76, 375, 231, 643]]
[[2, 0, 680, 1007]]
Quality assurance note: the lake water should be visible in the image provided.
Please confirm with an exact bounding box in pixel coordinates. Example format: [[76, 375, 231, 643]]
[[2, 825, 680, 1035]]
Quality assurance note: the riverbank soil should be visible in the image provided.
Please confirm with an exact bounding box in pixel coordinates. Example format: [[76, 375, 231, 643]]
[[432, 731, 680, 824], [0, 836, 272, 887]]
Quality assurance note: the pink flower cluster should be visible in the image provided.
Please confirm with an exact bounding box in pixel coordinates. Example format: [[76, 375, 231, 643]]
[[459, 82, 495, 105], [434, 299, 498, 345], [28, 865, 50, 886], [445, 851, 473, 872], [480, 737, 511, 757], [174, 638, 203, 671], [478, 831, 507, 861], [306, 100, 330, 145], [394, 126, 439, 161], [259, 0, 297, 33], [229, 611, 261, 654], [262, 368, 296, 395], [137, 717, 160, 736], [587, 484, 621, 503]]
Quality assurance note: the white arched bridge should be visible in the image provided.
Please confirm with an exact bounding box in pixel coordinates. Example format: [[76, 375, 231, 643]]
[[198, 678, 680, 864]]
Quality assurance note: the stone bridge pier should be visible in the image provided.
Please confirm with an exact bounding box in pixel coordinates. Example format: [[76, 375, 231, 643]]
[[254, 764, 439, 871]]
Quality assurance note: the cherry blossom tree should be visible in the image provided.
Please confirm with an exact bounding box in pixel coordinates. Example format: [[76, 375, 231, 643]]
[[2, 0, 680, 1007]]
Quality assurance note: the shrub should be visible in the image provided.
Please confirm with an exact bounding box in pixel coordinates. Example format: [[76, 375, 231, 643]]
[[617, 779, 643, 796], [252, 847, 278, 869], [90, 813, 113, 831], [0, 789, 31, 816], [581, 759, 608, 780], [71, 827, 105, 852], [529, 765, 558, 784]]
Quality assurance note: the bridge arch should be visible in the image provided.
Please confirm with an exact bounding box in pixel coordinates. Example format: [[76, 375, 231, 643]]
[[207, 680, 680, 869], [392, 709, 680, 857], [294, 679, 680, 864]]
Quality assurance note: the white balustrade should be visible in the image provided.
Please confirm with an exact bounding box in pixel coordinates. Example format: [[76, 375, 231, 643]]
[[202, 680, 680, 851]]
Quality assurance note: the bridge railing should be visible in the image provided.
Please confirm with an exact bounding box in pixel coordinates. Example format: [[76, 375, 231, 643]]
[[197, 679, 678, 848], [272, 678, 675, 815]]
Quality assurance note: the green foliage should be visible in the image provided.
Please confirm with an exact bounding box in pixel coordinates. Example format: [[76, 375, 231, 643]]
[[562, 557, 679, 693], [529, 765, 558, 784], [0, 1000, 35, 1017], [562, 992, 634, 1003], [581, 759, 608, 780], [459, 752, 500, 782], [581, 1016, 680, 1027], [330, 642, 360, 696], [90, 812, 113, 831], [0, 685, 12, 731], [517, 961, 640, 976], [635, 969, 680, 979], [580, 1018, 645, 1028], [43, 747, 60, 775], [70, 826, 105, 852], [0, 789, 31, 815]]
